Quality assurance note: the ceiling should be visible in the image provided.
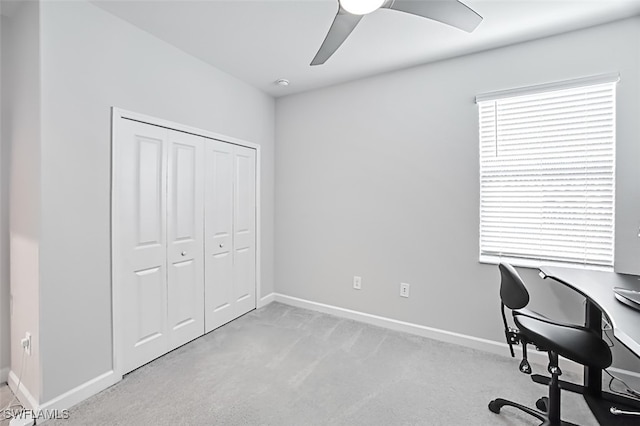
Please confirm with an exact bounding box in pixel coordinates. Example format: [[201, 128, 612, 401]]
[[66, 1, 640, 96]]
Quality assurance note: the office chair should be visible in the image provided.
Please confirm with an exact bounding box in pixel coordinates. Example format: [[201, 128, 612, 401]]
[[488, 263, 613, 425]]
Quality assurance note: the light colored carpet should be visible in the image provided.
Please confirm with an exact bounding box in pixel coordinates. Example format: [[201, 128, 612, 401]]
[[1, 384, 16, 426], [7, 302, 599, 425]]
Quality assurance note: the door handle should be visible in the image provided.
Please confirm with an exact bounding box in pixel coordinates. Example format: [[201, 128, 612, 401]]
[[181, 251, 187, 256]]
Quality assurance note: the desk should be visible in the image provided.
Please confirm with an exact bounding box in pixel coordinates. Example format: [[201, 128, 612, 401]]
[[539, 266, 640, 425]]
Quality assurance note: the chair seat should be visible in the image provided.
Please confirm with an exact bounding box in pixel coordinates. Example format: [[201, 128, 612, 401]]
[[514, 312, 612, 369]]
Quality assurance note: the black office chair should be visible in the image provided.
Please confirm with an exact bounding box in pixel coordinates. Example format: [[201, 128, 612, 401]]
[[488, 263, 613, 425]]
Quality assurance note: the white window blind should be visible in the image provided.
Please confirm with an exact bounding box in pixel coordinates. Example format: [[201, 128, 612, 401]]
[[478, 79, 617, 267]]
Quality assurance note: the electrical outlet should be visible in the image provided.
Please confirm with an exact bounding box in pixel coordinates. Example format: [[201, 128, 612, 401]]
[[353, 276, 362, 290], [21, 332, 31, 356], [400, 283, 410, 298]]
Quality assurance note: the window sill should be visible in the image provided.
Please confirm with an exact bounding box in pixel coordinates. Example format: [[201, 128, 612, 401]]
[[479, 255, 613, 272]]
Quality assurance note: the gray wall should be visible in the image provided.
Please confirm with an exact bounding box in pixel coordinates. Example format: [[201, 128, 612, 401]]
[[0, 14, 9, 383], [14, 0, 274, 404], [1, 2, 43, 397], [275, 18, 640, 369]]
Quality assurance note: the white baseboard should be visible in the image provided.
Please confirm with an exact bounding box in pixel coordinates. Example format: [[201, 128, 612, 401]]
[[0, 366, 8, 384], [38, 370, 120, 412], [8, 370, 38, 410], [257, 292, 275, 308], [7, 369, 120, 413], [272, 293, 589, 376]]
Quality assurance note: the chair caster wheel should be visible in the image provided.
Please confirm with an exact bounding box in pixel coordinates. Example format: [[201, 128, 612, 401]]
[[536, 397, 548, 412], [488, 400, 501, 414]]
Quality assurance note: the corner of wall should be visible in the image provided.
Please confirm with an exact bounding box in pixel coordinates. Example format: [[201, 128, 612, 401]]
[[0, 13, 10, 383], [3, 0, 43, 406]]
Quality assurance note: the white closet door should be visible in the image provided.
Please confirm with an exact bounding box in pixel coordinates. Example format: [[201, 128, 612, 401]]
[[204, 141, 235, 332], [232, 146, 257, 317], [117, 119, 169, 373], [204, 142, 256, 333], [114, 112, 258, 374], [166, 130, 205, 350]]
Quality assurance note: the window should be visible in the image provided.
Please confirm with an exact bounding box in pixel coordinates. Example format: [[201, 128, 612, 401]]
[[477, 75, 618, 268]]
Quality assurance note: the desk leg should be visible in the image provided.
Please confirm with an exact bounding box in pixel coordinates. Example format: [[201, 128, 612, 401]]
[[584, 300, 602, 396]]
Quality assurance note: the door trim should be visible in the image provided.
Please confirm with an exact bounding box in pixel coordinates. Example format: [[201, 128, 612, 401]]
[[110, 107, 262, 379]]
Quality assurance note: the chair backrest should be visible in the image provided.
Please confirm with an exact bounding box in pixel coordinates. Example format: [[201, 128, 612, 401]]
[[499, 263, 530, 310]]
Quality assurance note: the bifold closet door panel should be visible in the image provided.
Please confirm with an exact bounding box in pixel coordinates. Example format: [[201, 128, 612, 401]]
[[204, 142, 257, 332], [232, 146, 257, 317], [117, 119, 170, 374], [204, 141, 235, 333], [167, 130, 205, 350], [116, 114, 258, 373]]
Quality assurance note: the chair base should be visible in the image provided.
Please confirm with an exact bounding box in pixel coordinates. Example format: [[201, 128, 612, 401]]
[[488, 398, 579, 426]]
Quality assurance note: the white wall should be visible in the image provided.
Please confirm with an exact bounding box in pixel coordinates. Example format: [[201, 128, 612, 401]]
[[30, 0, 275, 404], [275, 18, 640, 369], [1, 2, 42, 401]]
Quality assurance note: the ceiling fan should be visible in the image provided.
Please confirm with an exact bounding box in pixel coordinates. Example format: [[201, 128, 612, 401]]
[[311, 0, 483, 66]]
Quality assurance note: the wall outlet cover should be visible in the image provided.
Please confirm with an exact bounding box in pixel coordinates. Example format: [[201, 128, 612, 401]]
[[400, 283, 410, 298], [353, 276, 362, 290]]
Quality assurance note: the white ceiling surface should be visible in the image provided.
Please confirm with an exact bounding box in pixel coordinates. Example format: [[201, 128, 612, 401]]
[[41, 1, 640, 96]]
